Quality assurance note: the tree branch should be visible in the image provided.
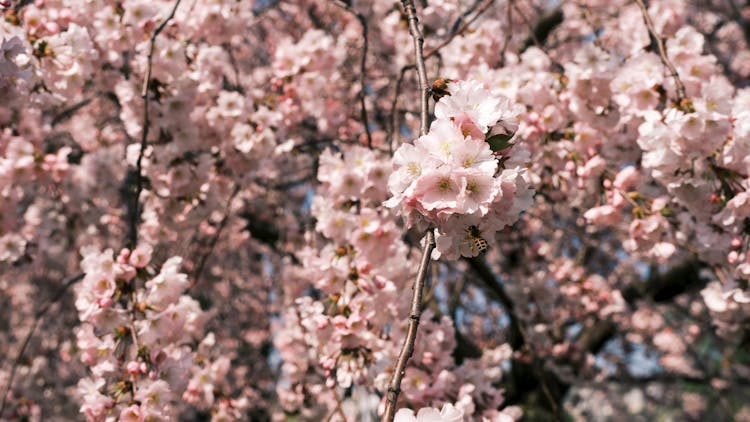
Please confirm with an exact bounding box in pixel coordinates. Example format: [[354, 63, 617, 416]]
[[388, 65, 411, 155], [465, 256, 524, 348], [381, 2, 435, 419], [401, 0, 429, 138], [519, 5, 563, 52], [382, 228, 436, 422], [422, 0, 494, 59], [331, 0, 373, 148], [128, 0, 183, 248], [189, 184, 241, 289], [465, 256, 566, 420]]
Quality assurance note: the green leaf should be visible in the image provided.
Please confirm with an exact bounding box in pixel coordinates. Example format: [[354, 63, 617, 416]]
[[486, 133, 514, 152]]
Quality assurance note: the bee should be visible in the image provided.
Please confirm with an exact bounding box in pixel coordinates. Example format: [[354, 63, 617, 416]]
[[463, 225, 489, 255]]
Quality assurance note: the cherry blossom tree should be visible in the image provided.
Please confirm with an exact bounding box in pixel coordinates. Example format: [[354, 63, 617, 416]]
[[1, 0, 750, 421]]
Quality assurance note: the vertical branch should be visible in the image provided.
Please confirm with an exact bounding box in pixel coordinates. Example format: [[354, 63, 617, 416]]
[[354, 11, 372, 148], [634, 0, 687, 104], [388, 65, 411, 155], [128, 0, 183, 248], [381, 3, 434, 419], [189, 184, 241, 289], [401, 0, 429, 137], [382, 230, 436, 422], [500, 0, 514, 65], [332, 1, 373, 148]]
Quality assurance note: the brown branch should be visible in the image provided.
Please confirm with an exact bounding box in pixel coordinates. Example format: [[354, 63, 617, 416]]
[[0, 272, 85, 417], [621, 259, 706, 304], [387, 66, 411, 154], [402, 0, 429, 137], [422, 0, 494, 59], [519, 5, 563, 52], [465, 256, 565, 420], [50, 97, 94, 127], [128, 0, 183, 248], [500, 0, 514, 65], [331, 1, 373, 148], [382, 228, 436, 422], [326, 387, 348, 422], [381, 4, 434, 418], [634, 0, 687, 104], [189, 184, 241, 289], [465, 256, 524, 348]]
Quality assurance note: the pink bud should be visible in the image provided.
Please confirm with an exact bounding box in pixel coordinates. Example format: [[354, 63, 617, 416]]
[[117, 248, 131, 264], [372, 275, 387, 289]]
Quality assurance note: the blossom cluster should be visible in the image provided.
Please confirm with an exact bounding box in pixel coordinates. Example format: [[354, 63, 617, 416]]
[[275, 146, 521, 420], [74, 246, 235, 421], [387, 79, 533, 259]]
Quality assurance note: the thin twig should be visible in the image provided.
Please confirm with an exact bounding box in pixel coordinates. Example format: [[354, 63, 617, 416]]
[[382, 229, 436, 422], [422, 0, 494, 59], [331, 0, 373, 148], [387, 66, 411, 154], [326, 387, 348, 422], [0, 272, 85, 417], [579, 6, 607, 52], [50, 97, 93, 126], [513, 1, 542, 48], [634, 0, 687, 103], [128, 0, 183, 248], [500, 0, 514, 65], [189, 184, 241, 289]]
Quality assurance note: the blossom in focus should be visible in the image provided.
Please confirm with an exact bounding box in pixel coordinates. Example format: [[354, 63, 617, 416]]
[[387, 78, 532, 258]]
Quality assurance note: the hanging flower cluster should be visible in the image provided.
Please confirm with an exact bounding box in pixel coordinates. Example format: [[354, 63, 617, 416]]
[[386, 79, 533, 259]]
